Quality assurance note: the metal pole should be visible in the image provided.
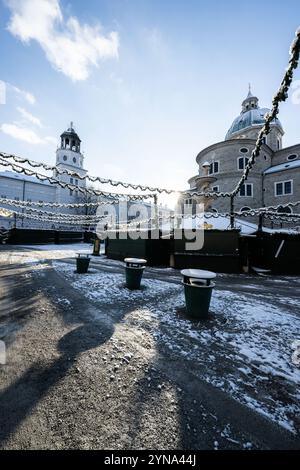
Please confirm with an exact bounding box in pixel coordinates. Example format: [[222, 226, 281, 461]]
[[22, 180, 25, 228], [153, 194, 159, 231], [258, 213, 263, 232], [230, 196, 235, 229]]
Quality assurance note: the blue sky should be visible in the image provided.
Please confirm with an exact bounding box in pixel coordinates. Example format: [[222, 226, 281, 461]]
[[0, 0, 299, 196]]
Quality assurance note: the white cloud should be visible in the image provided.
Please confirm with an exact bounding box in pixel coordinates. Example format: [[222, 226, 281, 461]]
[[10, 84, 36, 104], [17, 106, 42, 127], [0, 123, 44, 144], [0, 81, 7, 105], [45, 135, 58, 145], [6, 0, 119, 81], [0, 122, 56, 146]]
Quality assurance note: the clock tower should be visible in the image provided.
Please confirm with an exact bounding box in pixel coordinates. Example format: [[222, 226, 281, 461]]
[[55, 123, 87, 204]]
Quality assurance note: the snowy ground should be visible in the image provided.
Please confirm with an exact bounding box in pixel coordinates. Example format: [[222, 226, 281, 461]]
[[52, 260, 300, 435], [0, 244, 299, 449], [0, 243, 94, 265]]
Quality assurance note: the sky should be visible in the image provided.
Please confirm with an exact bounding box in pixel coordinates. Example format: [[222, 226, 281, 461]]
[[0, 0, 299, 200]]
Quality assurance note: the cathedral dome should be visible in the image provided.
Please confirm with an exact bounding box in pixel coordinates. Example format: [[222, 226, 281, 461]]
[[225, 88, 283, 140]]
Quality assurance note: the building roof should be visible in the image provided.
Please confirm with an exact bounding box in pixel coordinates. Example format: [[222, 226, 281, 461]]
[[264, 160, 300, 175], [226, 89, 283, 140], [226, 107, 283, 140], [180, 214, 299, 235], [0, 170, 53, 186]]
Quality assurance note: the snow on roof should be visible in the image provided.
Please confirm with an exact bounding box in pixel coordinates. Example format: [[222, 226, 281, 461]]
[[264, 160, 300, 175], [180, 214, 299, 235], [0, 170, 53, 186]]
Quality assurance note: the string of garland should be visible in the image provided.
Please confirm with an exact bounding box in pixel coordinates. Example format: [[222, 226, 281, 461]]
[[1, 195, 299, 216], [0, 153, 224, 198], [2, 195, 299, 225], [255, 201, 300, 211], [5, 207, 299, 228], [235, 208, 300, 218], [106, 213, 300, 232], [231, 26, 300, 196], [0, 151, 175, 194], [0, 197, 121, 208], [262, 214, 300, 224], [4, 209, 98, 226], [5, 206, 108, 219], [0, 158, 154, 201], [237, 210, 300, 220]]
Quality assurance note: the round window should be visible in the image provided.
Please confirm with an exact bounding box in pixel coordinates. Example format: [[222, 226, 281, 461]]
[[287, 154, 298, 161], [73, 157, 76, 164], [63, 155, 67, 161], [240, 148, 249, 154]]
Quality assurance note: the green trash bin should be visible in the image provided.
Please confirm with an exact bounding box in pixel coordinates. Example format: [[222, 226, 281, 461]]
[[76, 254, 90, 274], [181, 269, 216, 319], [125, 258, 147, 290]]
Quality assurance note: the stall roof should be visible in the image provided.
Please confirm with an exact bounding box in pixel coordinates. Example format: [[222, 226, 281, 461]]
[[0, 170, 53, 186], [264, 160, 300, 175]]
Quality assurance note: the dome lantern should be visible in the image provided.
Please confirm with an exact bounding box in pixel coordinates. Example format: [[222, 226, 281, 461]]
[[241, 84, 259, 113], [225, 86, 284, 141], [60, 122, 81, 153]]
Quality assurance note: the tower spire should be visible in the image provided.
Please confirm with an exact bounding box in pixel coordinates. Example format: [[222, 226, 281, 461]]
[[247, 83, 253, 98], [241, 85, 258, 113]]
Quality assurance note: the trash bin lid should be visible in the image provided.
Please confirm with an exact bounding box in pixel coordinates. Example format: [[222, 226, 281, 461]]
[[180, 269, 216, 280], [125, 258, 147, 264]]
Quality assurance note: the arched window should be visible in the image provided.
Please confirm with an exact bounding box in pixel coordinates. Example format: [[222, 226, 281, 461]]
[[185, 198, 194, 206], [240, 206, 251, 212], [209, 161, 219, 174], [238, 156, 249, 170]]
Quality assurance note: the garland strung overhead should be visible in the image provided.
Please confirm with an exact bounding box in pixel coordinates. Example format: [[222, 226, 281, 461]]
[[0, 158, 154, 201]]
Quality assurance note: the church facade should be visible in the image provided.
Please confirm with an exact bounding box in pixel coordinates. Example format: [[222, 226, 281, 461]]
[[186, 89, 300, 217]]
